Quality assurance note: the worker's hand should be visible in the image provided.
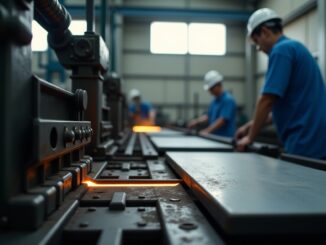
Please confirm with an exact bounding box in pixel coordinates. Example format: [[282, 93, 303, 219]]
[[199, 128, 211, 135], [236, 136, 252, 151], [187, 119, 198, 129], [235, 124, 250, 140]]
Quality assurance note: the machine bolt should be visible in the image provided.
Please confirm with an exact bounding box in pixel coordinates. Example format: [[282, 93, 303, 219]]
[[64, 128, 75, 143], [137, 221, 147, 227], [74, 127, 82, 140], [75, 89, 88, 111], [85, 127, 92, 138], [81, 127, 86, 140], [79, 222, 89, 228], [84, 128, 93, 139], [74, 38, 93, 58], [179, 222, 197, 231]]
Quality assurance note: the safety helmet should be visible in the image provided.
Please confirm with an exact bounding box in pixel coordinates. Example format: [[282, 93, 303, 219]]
[[247, 8, 281, 37], [203, 70, 223, 91], [129, 89, 141, 99]]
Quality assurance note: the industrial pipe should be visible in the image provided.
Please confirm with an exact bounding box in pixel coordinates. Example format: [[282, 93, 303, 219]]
[[34, 0, 72, 49]]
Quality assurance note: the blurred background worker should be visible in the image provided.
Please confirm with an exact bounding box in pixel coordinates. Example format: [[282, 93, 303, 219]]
[[188, 70, 236, 137], [128, 89, 156, 126], [236, 8, 326, 159]]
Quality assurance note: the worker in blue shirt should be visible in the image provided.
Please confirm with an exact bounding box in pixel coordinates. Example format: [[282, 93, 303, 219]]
[[188, 70, 236, 137], [128, 89, 156, 126], [236, 8, 326, 159]]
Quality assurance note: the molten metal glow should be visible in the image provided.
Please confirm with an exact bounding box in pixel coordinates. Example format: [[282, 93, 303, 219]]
[[132, 126, 161, 133], [83, 180, 179, 188]]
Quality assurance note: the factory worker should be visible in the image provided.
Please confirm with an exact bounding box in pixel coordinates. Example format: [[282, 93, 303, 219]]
[[236, 8, 326, 159], [188, 70, 236, 137], [128, 89, 156, 126]]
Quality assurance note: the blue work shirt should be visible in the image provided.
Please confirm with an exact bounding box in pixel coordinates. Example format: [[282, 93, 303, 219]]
[[129, 102, 153, 119], [207, 91, 236, 137], [262, 35, 326, 159]]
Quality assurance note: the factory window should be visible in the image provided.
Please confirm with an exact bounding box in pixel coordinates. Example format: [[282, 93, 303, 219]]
[[32, 21, 48, 52], [150, 22, 226, 55], [32, 20, 86, 52], [69, 20, 87, 35], [150, 22, 188, 54], [188, 23, 226, 55]]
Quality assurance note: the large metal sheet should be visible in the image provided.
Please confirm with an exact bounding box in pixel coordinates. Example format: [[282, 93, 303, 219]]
[[146, 128, 185, 137], [150, 136, 232, 152], [167, 152, 326, 235]]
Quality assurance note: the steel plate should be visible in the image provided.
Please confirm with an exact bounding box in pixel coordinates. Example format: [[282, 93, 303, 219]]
[[166, 152, 326, 234], [150, 136, 232, 152], [146, 128, 185, 137]]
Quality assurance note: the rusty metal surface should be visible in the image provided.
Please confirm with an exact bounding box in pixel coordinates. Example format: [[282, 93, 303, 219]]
[[167, 152, 326, 235], [63, 206, 161, 245], [147, 158, 177, 180], [150, 136, 233, 152], [74, 184, 224, 244]]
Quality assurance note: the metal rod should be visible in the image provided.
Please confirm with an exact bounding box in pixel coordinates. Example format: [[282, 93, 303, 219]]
[[101, 0, 107, 40], [86, 0, 95, 32]]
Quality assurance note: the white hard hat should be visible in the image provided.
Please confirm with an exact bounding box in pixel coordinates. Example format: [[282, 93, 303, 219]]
[[247, 8, 281, 37], [203, 70, 223, 90], [129, 89, 141, 99]]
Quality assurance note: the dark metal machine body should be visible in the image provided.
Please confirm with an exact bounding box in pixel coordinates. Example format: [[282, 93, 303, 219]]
[[103, 73, 126, 140], [1, 1, 326, 244], [0, 0, 92, 235]]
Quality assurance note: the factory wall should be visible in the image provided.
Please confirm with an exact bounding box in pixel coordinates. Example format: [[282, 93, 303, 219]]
[[120, 0, 249, 123]]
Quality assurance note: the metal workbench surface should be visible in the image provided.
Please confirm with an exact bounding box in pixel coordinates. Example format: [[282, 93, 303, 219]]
[[166, 152, 326, 235], [150, 135, 233, 152]]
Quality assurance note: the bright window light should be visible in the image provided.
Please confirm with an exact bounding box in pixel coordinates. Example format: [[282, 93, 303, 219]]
[[188, 23, 226, 55], [150, 22, 227, 56], [32, 20, 48, 52], [150, 22, 188, 54], [69, 20, 87, 35]]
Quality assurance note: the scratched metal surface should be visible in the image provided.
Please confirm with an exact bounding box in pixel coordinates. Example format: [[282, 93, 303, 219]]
[[167, 152, 326, 234]]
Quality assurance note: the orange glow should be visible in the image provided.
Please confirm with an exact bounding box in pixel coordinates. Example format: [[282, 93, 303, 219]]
[[83, 180, 179, 188], [132, 126, 161, 133]]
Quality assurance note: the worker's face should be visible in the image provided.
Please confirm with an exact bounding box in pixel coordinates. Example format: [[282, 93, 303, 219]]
[[251, 27, 273, 54], [209, 83, 222, 97], [133, 96, 141, 105]]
